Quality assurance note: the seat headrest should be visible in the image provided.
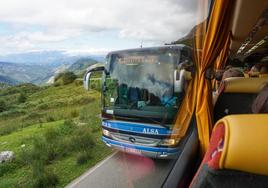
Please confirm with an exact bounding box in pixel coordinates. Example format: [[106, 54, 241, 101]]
[[259, 74, 268, 78], [223, 77, 268, 93], [215, 114, 268, 176]]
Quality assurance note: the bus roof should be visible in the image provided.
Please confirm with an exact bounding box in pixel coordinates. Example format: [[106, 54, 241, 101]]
[[106, 44, 190, 56]]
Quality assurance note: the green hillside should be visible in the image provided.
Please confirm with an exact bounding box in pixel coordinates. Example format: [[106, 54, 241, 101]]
[[67, 58, 98, 75], [0, 62, 52, 85], [0, 79, 111, 188]]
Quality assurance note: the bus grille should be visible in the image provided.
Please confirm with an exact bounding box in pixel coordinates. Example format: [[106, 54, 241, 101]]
[[110, 132, 161, 146]]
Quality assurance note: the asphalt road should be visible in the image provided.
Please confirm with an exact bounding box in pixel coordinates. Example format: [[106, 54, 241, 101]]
[[66, 151, 176, 188]]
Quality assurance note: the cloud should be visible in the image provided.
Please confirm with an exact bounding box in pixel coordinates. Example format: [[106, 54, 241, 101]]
[[0, 0, 199, 53], [0, 30, 81, 54], [0, 34, 35, 53], [63, 48, 111, 56]]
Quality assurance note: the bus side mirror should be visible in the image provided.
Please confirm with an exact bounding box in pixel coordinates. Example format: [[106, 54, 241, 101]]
[[84, 71, 92, 90], [174, 70, 192, 93], [83, 64, 105, 91]]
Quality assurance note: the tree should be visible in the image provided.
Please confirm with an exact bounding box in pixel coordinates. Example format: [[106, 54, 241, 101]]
[[54, 72, 77, 86], [62, 72, 77, 85]]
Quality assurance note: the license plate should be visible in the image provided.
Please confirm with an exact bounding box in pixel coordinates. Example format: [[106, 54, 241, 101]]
[[125, 147, 141, 155]]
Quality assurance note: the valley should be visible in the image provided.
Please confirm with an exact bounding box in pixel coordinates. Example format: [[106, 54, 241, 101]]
[[0, 51, 105, 86]]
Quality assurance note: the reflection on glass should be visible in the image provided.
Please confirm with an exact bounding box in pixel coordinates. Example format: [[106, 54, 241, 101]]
[[103, 47, 192, 126]]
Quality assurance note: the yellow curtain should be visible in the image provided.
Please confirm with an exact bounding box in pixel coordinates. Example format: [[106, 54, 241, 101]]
[[215, 32, 232, 70], [172, 0, 234, 154], [213, 31, 232, 89], [194, 0, 234, 154], [172, 75, 197, 139]]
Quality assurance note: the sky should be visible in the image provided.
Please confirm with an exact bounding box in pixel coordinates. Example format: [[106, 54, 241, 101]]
[[0, 0, 199, 55]]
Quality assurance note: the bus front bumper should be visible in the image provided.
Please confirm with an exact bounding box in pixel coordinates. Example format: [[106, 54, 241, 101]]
[[102, 136, 180, 159]]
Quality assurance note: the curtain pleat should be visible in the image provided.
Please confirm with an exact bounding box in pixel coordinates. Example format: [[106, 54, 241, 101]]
[[173, 0, 234, 154]]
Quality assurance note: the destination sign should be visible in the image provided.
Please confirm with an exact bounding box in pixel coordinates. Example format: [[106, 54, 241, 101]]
[[117, 55, 158, 64]]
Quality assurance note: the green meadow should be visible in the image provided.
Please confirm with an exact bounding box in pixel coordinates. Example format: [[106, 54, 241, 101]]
[[0, 80, 111, 188]]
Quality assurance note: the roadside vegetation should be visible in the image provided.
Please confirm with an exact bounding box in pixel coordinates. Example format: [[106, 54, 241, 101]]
[[54, 72, 77, 86], [0, 75, 111, 188]]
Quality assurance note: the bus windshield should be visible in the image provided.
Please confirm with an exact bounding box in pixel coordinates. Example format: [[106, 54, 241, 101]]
[[102, 47, 188, 126]]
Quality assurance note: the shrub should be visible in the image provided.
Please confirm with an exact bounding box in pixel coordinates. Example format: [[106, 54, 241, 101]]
[[31, 137, 48, 187], [44, 128, 60, 162], [92, 125, 101, 133], [32, 160, 44, 187], [30, 136, 59, 187], [0, 100, 8, 112], [42, 126, 76, 162], [18, 92, 27, 103], [56, 137, 73, 157], [53, 82, 61, 87], [54, 72, 77, 85], [76, 151, 92, 165], [90, 80, 101, 91], [0, 123, 19, 136], [62, 72, 77, 84], [71, 126, 95, 152], [0, 109, 26, 118], [74, 79, 83, 86], [24, 112, 42, 120], [70, 109, 79, 118], [46, 115, 55, 122], [33, 169, 59, 188], [43, 171, 59, 187], [44, 127, 58, 142], [79, 106, 92, 121], [69, 96, 94, 106], [18, 147, 32, 165], [36, 103, 49, 110], [58, 119, 76, 135], [31, 137, 48, 163], [0, 162, 17, 177], [46, 146, 58, 163]]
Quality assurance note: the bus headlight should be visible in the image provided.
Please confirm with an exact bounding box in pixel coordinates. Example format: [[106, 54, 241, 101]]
[[159, 138, 180, 146], [102, 129, 111, 137]]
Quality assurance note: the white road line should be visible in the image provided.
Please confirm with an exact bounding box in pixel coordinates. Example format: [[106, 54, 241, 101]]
[[66, 151, 118, 188]]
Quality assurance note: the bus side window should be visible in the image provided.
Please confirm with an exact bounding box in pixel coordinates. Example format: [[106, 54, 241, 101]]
[[174, 50, 194, 94]]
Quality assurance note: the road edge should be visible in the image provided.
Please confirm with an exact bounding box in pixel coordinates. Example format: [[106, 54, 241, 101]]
[[65, 151, 118, 188]]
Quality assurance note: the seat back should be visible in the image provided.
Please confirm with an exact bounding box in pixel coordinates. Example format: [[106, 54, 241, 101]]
[[191, 114, 268, 188], [214, 77, 268, 121], [260, 74, 268, 78], [128, 87, 141, 102]]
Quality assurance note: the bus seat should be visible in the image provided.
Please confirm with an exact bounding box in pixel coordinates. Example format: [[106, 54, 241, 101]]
[[243, 73, 249, 78], [127, 87, 141, 103], [252, 84, 268, 113], [214, 77, 268, 121], [259, 74, 268, 78], [249, 71, 260, 77], [223, 77, 268, 93], [191, 114, 268, 188]]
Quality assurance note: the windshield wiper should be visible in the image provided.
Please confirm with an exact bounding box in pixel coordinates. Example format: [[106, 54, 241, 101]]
[[112, 107, 171, 129], [125, 110, 170, 129], [145, 117, 170, 129]]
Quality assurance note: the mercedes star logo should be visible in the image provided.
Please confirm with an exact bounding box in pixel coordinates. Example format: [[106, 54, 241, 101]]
[[129, 137, 136, 143]]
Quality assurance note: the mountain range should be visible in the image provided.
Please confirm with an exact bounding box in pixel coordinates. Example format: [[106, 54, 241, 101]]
[[0, 50, 105, 86], [0, 75, 20, 86], [67, 58, 99, 75], [0, 62, 53, 85], [0, 50, 105, 67]]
